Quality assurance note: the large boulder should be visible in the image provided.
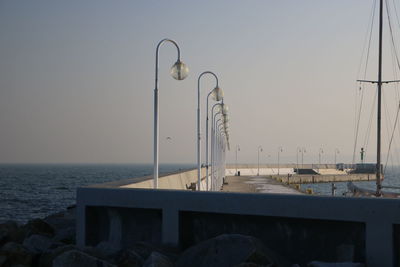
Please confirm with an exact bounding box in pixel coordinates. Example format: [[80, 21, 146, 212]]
[[21, 219, 55, 238], [0, 221, 24, 245], [115, 249, 144, 267], [23, 234, 53, 253], [0, 242, 33, 266], [143, 251, 173, 267], [53, 250, 116, 267], [52, 227, 75, 244], [176, 234, 290, 267], [38, 244, 76, 267]]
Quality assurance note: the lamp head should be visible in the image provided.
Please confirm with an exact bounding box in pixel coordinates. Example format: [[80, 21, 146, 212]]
[[170, 60, 189, 80], [212, 86, 224, 101], [222, 104, 229, 115]]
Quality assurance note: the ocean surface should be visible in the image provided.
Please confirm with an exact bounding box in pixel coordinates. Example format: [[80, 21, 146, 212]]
[[0, 164, 193, 224], [2, 164, 400, 224]]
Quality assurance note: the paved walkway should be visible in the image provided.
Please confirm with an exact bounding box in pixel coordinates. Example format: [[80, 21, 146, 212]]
[[222, 176, 303, 194]]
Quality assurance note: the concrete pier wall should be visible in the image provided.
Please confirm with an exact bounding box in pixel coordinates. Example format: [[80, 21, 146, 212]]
[[94, 167, 210, 191], [77, 186, 400, 266], [273, 174, 373, 184]]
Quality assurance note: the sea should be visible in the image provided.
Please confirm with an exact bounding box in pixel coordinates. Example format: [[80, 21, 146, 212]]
[[1, 164, 400, 224], [0, 164, 194, 224]]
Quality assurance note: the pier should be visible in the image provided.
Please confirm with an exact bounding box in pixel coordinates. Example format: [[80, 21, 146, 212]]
[[77, 165, 397, 266]]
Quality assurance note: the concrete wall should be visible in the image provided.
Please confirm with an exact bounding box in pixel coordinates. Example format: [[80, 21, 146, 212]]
[[77, 187, 400, 266], [91, 167, 211, 191], [226, 164, 338, 169]]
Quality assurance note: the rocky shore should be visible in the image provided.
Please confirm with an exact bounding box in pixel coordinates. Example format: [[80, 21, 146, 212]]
[[0, 206, 364, 267]]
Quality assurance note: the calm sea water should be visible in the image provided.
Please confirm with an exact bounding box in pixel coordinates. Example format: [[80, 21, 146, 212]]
[[0, 164, 193, 224], [300, 165, 400, 196]]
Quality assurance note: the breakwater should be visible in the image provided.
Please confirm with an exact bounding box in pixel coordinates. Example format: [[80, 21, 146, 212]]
[[77, 167, 400, 266]]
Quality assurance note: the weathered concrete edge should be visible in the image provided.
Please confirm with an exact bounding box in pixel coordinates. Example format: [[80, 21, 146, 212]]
[[77, 188, 400, 266]]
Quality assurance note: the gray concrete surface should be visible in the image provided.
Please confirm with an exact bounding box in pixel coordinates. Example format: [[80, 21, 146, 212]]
[[222, 176, 302, 195]]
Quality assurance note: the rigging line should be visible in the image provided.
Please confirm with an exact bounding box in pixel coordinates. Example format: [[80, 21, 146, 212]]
[[363, 88, 378, 161], [356, 0, 378, 79], [384, 100, 400, 174], [386, 0, 400, 167], [364, 0, 378, 79], [390, 44, 400, 166], [353, 85, 365, 164], [353, 0, 377, 164], [386, 0, 400, 72]]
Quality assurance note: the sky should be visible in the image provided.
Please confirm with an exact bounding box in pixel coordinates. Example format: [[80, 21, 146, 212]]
[[1, 0, 399, 165]]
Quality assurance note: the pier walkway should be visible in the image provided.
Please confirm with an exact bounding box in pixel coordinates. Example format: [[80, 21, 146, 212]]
[[222, 175, 302, 194]]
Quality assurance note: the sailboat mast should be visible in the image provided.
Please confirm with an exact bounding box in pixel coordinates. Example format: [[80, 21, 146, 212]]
[[376, 0, 383, 196]]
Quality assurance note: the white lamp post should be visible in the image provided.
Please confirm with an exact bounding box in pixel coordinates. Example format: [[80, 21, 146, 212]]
[[153, 38, 188, 189], [197, 71, 223, 191], [334, 148, 340, 165], [278, 146, 283, 175], [257, 146, 263, 176], [235, 145, 240, 175]]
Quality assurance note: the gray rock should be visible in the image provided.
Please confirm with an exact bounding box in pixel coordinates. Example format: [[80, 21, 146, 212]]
[[0, 255, 7, 265], [0, 242, 33, 266], [95, 241, 122, 259], [53, 227, 75, 244], [21, 219, 55, 238], [38, 244, 76, 267], [23, 234, 53, 253], [0, 221, 24, 245], [176, 234, 290, 267], [116, 249, 144, 267], [308, 262, 364, 267], [143, 251, 173, 267], [53, 250, 116, 267]]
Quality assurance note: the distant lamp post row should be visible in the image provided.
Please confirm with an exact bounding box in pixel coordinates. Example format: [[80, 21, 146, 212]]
[[153, 38, 229, 190]]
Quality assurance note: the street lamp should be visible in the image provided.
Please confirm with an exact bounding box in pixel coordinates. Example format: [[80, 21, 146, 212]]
[[319, 148, 324, 171], [153, 38, 189, 189], [296, 147, 301, 173], [235, 145, 240, 175], [198, 71, 222, 191], [257, 146, 263, 176], [278, 146, 283, 175], [334, 148, 340, 165], [301, 147, 306, 168]]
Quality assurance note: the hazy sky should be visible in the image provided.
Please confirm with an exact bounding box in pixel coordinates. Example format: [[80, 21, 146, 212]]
[[1, 0, 398, 164]]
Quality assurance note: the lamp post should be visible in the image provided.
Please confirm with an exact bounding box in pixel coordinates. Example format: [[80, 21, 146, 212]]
[[319, 148, 324, 171], [278, 147, 283, 175], [198, 71, 223, 191], [334, 148, 340, 165], [296, 147, 301, 173], [257, 146, 263, 176], [235, 145, 240, 175], [153, 39, 188, 189], [301, 147, 306, 168]]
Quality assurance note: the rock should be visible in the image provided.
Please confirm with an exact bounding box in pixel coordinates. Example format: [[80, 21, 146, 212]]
[[21, 219, 55, 238], [0, 242, 33, 266], [130, 242, 179, 262], [95, 241, 122, 259], [53, 227, 75, 244], [176, 234, 290, 267], [38, 244, 76, 267], [0, 221, 24, 245], [0, 255, 7, 265], [53, 250, 116, 267], [116, 249, 144, 267], [143, 251, 173, 267], [23, 234, 53, 253], [307, 262, 364, 267]]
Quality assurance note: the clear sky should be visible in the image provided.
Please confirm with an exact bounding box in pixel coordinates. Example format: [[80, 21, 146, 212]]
[[1, 0, 397, 165]]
